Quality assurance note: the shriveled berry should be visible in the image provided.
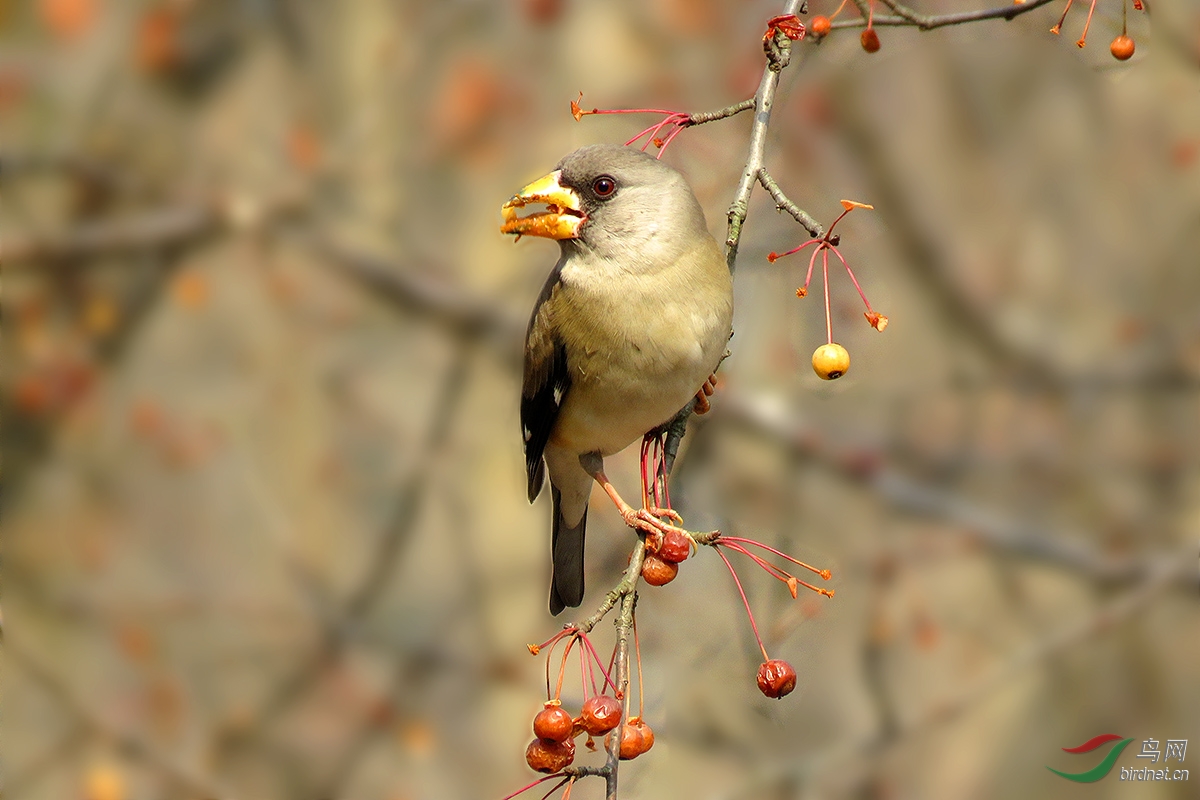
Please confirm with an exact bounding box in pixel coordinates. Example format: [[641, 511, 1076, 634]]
[[610, 718, 654, 760], [641, 554, 678, 586], [861, 28, 880, 52], [1110, 34, 1134, 60], [580, 694, 622, 735], [810, 15, 831, 37], [657, 530, 691, 564], [757, 659, 798, 699], [812, 343, 850, 380], [533, 703, 574, 743], [526, 737, 575, 772], [634, 718, 655, 752]]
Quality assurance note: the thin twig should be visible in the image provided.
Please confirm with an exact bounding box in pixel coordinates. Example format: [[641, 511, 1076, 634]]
[[757, 168, 823, 239], [685, 98, 756, 126], [724, 0, 806, 275], [831, 0, 1056, 30]]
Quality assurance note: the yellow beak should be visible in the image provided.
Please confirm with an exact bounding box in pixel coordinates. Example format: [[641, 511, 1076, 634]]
[[500, 170, 586, 241]]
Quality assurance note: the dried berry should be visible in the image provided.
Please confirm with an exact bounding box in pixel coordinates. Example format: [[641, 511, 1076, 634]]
[[641, 554, 679, 586], [611, 718, 655, 759], [526, 737, 575, 772], [580, 694, 622, 735], [861, 28, 881, 52], [810, 15, 832, 37], [634, 718, 655, 752], [812, 343, 850, 380], [1110, 34, 1134, 60], [657, 530, 691, 564], [757, 659, 798, 699], [533, 702, 574, 743]]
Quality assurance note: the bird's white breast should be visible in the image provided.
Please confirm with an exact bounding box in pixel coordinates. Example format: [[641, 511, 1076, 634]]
[[551, 239, 732, 456]]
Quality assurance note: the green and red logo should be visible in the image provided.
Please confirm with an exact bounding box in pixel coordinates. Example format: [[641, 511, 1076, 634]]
[[1047, 734, 1135, 782]]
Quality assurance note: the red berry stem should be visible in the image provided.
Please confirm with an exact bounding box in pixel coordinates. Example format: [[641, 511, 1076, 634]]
[[500, 774, 566, 800], [717, 538, 835, 598], [640, 435, 653, 509], [718, 540, 795, 584], [580, 633, 620, 696], [536, 777, 571, 800], [658, 123, 686, 154], [1076, 0, 1097, 46], [714, 545, 771, 662], [829, 0, 851, 21], [719, 536, 833, 579], [530, 626, 574, 656], [633, 612, 646, 720], [823, 248, 833, 345], [1051, 0, 1073, 34], [828, 245, 875, 313], [579, 637, 591, 701], [554, 636, 577, 701]]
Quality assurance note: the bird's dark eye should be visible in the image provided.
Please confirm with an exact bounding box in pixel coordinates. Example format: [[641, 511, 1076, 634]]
[[592, 176, 616, 198]]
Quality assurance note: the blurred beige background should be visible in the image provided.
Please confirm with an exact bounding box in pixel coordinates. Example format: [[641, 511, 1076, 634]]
[[3, 0, 1199, 798]]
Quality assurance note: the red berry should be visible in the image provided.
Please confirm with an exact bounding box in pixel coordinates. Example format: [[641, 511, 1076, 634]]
[[861, 28, 880, 53], [757, 659, 798, 699], [525, 737, 575, 772], [1110, 34, 1134, 60], [810, 15, 831, 37], [657, 530, 691, 563], [580, 694, 622, 735], [641, 554, 679, 586], [533, 703, 574, 743]]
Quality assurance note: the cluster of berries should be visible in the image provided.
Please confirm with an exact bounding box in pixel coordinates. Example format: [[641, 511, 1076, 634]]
[[525, 695, 635, 772], [640, 528, 692, 586]]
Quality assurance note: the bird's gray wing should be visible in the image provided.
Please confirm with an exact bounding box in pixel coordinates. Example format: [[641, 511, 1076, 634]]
[[522, 263, 571, 503]]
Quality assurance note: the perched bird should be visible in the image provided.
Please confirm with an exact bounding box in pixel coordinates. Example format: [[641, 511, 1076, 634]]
[[501, 144, 733, 614]]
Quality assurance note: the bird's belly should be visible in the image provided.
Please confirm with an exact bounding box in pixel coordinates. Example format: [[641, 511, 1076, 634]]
[[551, 322, 725, 457]]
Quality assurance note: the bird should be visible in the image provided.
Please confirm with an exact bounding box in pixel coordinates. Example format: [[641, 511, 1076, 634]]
[[500, 143, 734, 615]]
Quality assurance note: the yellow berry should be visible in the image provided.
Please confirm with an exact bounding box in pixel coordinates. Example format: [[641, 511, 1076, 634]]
[[812, 343, 850, 380]]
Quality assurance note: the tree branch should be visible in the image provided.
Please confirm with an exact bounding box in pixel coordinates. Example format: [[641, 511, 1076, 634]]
[[832, 0, 1057, 31]]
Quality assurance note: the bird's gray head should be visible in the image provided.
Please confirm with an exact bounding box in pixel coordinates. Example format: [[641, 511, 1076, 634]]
[[554, 144, 710, 266]]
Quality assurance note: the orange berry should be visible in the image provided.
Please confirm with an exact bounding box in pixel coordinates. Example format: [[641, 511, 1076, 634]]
[[533, 702, 574, 743], [525, 737, 575, 772], [811, 343, 850, 380], [641, 554, 678, 586], [810, 15, 831, 37], [861, 28, 880, 53], [757, 659, 798, 698], [610, 718, 655, 760], [580, 695, 622, 735], [1110, 34, 1135, 60]]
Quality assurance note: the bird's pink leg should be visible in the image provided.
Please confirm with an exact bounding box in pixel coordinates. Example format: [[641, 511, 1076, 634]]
[[593, 468, 687, 539]]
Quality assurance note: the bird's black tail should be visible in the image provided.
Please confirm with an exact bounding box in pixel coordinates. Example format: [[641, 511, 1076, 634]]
[[550, 486, 586, 615]]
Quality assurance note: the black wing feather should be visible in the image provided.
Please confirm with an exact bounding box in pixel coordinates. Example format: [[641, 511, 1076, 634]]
[[522, 263, 571, 503]]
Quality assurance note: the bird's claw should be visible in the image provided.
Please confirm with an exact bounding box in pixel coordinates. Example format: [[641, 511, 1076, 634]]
[[647, 506, 684, 524], [622, 507, 686, 538]]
